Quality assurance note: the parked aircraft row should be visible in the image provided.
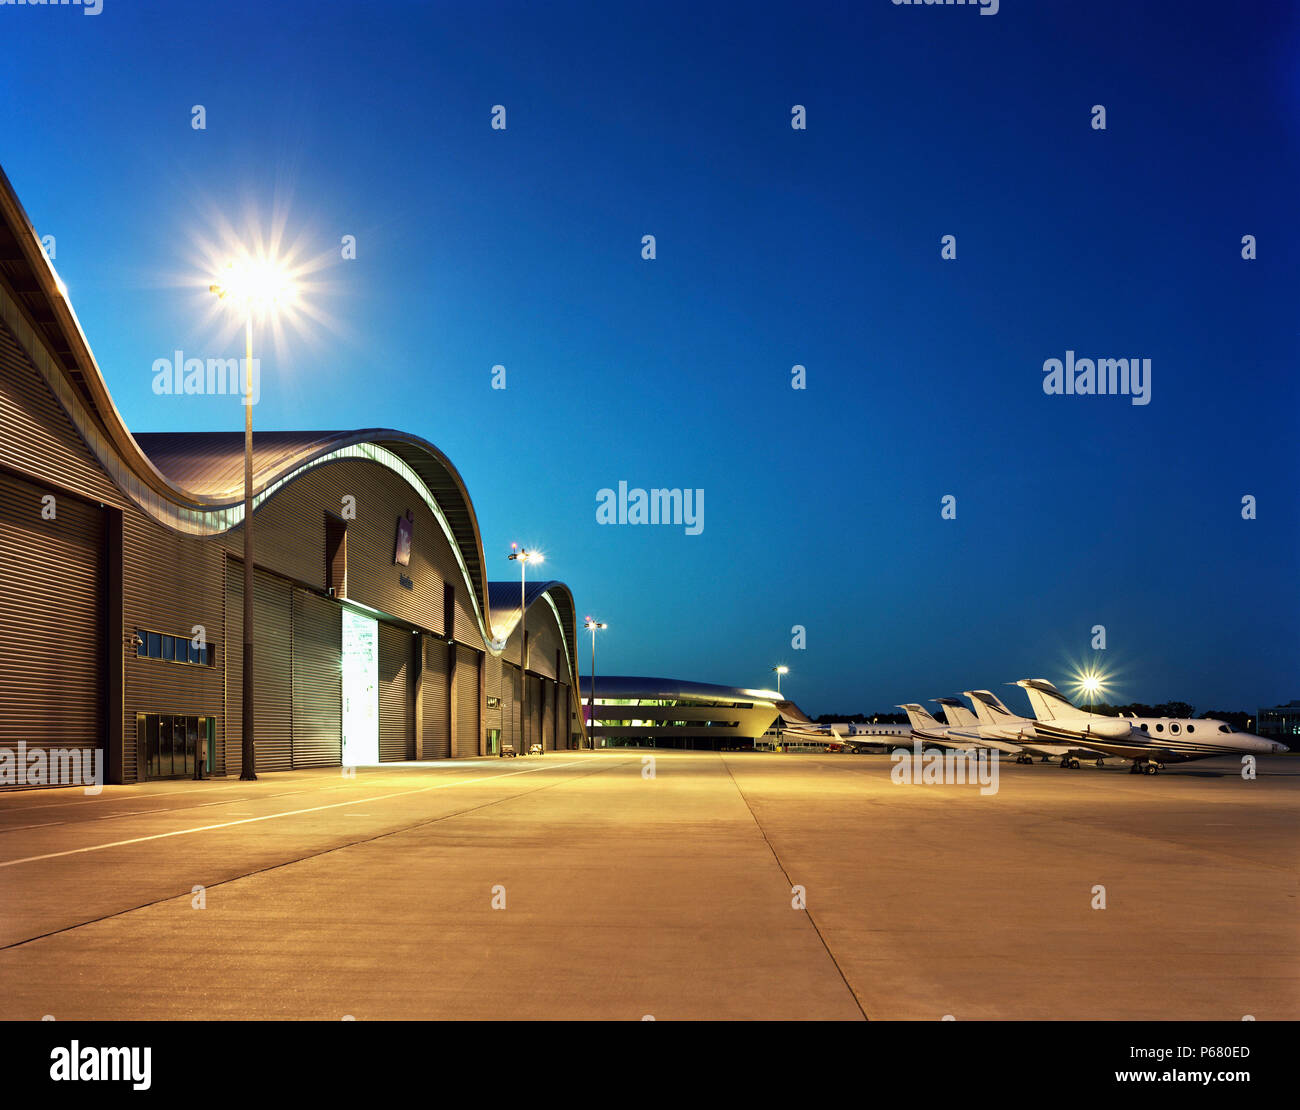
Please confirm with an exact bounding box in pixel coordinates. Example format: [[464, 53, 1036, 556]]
[[814, 680, 1286, 775]]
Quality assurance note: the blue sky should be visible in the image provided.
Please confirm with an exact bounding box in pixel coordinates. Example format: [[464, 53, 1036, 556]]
[[4, 0, 1297, 715]]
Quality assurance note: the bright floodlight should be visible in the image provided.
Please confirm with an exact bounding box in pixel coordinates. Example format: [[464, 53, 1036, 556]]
[[210, 255, 298, 309], [774, 665, 789, 675]]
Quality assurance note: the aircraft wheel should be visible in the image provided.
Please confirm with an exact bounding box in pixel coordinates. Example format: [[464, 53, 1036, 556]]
[[1069, 758, 1081, 769], [1143, 763, 1158, 775], [1095, 759, 1104, 767]]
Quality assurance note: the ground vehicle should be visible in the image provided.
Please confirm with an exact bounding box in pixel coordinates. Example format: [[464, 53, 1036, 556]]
[[528, 744, 542, 756], [501, 744, 517, 758]]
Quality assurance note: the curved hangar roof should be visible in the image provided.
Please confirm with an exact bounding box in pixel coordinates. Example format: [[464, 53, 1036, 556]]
[[591, 677, 785, 706], [0, 161, 569, 665], [133, 428, 489, 622]]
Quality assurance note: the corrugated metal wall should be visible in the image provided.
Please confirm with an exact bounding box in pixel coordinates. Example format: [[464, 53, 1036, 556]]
[[422, 636, 451, 759], [454, 644, 479, 758], [224, 560, 294, 775], [559, 682, 571, 748], [378, 621, 413, 761], [527, 675, 542, 752], [543, 680, 556, 750], [501, 662, 521, 750], [292, 588, 341, 767], [0, 468, 103, 764], [123, 514, 226, 783]]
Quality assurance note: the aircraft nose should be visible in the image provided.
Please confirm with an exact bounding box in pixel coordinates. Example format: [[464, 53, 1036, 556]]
[[1273, 741, 1289, 754]]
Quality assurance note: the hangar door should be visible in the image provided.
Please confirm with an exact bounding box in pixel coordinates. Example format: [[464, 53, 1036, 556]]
[[378, 621, 414, 761], [527, 675, 543, 752], [543, 680, 556, 750], [224, 561, 293, 773], [453, 645, 479, 758], [292, 588, 341, 767], [422, 636, 451, 759], [0, 470, 103, 760]]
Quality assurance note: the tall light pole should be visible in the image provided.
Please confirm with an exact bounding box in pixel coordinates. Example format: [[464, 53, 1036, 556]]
[[584, 618, 607, 750], [772, 665, 789, 696], [507, 545, 541, 756], [210, 257, 295, 781]]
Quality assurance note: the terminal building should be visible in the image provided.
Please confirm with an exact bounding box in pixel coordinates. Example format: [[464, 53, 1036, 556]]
[[1257, 701, 1300, 748], [586, 677, 810, 750], [0, 165, 586, 787]]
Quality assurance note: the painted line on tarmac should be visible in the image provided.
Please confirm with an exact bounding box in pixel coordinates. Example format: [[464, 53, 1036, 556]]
[[0, 756, 634, 955], [0, 760, 589, 869], [0, 788, 324, 835]]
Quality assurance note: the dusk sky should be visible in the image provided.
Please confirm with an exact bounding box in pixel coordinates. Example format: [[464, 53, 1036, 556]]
[[4, 0, 1296, 715]]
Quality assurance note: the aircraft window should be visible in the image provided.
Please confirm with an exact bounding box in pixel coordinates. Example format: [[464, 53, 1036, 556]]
[[1170, 723, 1181, 734], [1155, 723, 1164, 732], [1186, 725, 1194, 734], [1218, 724, 1231, 733], [1140, 723, 1148, 731]]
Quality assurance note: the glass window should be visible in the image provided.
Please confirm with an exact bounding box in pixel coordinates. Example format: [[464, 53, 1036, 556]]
[[188, 639, 202, 664], [1155, 723, 1164, 732], [1186, 724, 1194, 734], [162, 635, 175, 662], [158, 716, 173, 777], [1170, 723, 1181, 734], [147, 631, 161, 658], [184, 717, 198, 777]]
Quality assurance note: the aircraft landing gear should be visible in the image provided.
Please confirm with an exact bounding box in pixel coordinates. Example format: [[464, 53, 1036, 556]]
[[1095, 758, 1105, 768], [1059, 756, 1081, 769], [1016, 754, 1033, 765], [1040, 755, 1051, 763], [1132, 760, 1161, 775]]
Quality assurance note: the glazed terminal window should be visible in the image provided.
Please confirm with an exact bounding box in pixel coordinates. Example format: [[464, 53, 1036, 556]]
[[135, 628, 217, 667]]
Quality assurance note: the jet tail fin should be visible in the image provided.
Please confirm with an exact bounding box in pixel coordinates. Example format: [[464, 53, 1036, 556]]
[[897, 703, 939, 730], [1014, 679, 1078, 722], [964, 689, 1014, 724], [934, 697, 978, 727]]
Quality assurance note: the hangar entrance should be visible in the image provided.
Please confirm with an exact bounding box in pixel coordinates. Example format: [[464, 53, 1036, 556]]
[[341, 609, 379, 765]]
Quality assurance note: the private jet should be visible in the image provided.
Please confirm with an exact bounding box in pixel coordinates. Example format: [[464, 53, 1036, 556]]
[[1016, 678, 1288, 774]]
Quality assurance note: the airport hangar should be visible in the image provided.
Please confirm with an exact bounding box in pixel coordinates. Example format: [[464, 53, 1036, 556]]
[[0, 166, 587, 786]]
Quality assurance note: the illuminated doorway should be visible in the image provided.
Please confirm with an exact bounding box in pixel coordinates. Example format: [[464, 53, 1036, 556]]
[[341, 609, 379, 765]]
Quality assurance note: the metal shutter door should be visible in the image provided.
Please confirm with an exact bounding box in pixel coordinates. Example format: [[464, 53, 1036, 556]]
[[422, 637, 451, 759], [0, 471, 103, 762], [453, 645, 479, 758], [502, 663, 520, 749], [559, 683, 570, 749], [527, 675, 542, 751], [292, 589, 341, 767], [378, 622, 413, 761], [543, 680, 556, 750], [223, 562, 293, 774]]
